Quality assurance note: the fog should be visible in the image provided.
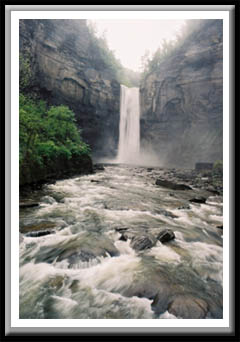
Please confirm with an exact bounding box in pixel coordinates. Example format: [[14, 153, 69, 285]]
[[88, 19, 186, 72]]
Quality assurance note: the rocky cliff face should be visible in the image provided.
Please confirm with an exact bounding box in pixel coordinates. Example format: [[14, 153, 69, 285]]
[[19, 19, 120, 158], [140, 20, 223, 168]]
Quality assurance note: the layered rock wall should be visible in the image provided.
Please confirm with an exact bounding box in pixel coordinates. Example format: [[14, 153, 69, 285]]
[[140, 20, 223, 167], [19, 19, 120, 158]]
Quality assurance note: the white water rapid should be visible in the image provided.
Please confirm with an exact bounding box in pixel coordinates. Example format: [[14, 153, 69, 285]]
[[117, 85, 140, 164], [19, 165, 223, 319]]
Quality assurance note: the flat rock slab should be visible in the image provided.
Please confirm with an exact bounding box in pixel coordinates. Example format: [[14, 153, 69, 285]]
[[156, 179, 192, 190]]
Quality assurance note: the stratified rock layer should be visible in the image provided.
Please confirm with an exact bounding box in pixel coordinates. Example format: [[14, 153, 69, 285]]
[[19, 19, 120, 158], [140, 20, 223, 167]]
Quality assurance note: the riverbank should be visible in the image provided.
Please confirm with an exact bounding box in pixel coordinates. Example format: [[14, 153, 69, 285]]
[[20, 154, 94, 196]]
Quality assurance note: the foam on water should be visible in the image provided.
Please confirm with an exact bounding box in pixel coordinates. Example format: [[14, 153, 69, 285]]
[[147, 243, 181, 264], [159, 310, 179, 319], [74, 254, 141, 294]]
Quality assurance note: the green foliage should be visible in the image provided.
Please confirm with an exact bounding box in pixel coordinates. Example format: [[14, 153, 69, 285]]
[[19, 94, 91, 182], [141, 39, 176, 79]]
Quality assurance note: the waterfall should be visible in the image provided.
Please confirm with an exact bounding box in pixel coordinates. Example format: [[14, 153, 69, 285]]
[[117, 85, 140, 164]]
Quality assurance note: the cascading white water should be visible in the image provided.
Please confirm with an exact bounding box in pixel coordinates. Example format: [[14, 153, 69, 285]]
[[117, 85, 140, 163]]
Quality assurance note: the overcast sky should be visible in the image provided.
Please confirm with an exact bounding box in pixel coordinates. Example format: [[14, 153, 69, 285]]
[[88, 20, 186, 72]]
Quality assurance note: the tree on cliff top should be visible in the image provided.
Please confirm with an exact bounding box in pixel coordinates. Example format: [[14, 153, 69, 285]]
[[87, 22, 140, 87]]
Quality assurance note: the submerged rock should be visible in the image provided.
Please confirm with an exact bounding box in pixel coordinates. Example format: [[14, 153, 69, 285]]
[[168, 295, 208, 319], [156, 179, 192, 190], [157, 229, 175, 243]]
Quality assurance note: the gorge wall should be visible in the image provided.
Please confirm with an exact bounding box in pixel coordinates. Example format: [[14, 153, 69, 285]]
[[19, 19, 120, 158], [140, 20, 223, 168]]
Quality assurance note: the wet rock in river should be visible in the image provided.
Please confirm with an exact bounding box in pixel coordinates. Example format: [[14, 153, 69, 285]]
[[169, 192, 175, 197], [189, 196, 207, 204], [157, 229, 175, 243], [119, 233, 128, 241], [68, 250, 98, 264], [93, 164, 105, 171], [130, 234, 157, 251], [35, 231, 119, 265], [217, 225, 223, 230], [156, 179, 192, 190], [48, 275, 65, 290], [154, 208, 178, 218], [168, 295, 208, 319], [115, 227, 129, 233], [118, 230, 136, 242], [20, 221, 57, 234], [178, 204, 191, 210], [41, 196, 56, 204], [19, 202, 39, 209], [25, 230, 56, 238]]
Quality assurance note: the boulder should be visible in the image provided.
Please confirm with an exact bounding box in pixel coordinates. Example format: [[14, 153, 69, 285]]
[[157, 229, 175, 243], [130, 234, 157, 251], [156, 179, 192, 190]]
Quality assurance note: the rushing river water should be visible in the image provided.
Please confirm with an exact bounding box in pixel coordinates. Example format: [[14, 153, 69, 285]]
[[19, 164, 223, 319]]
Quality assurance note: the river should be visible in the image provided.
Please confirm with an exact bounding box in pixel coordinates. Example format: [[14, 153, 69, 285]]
[[19, 164, 223, 319]]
